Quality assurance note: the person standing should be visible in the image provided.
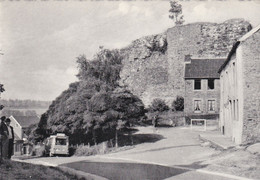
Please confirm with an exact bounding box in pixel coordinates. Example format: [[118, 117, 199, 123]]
[[5, 118, 14, 159], [0, 116, 9, 159]]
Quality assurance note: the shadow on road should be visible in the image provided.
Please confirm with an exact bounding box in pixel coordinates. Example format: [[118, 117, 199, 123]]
[[127, 144, 201, 155], [176, 161, 208, 170], [62, 161, 190, 180]]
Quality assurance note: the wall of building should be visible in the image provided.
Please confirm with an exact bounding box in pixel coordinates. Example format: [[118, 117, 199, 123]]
[[219, 53, 244, 144], [241, 31, 260, 143], [184, 79, 220, 116], [9, 116, 23, 140], [219, 29, 260, 144]]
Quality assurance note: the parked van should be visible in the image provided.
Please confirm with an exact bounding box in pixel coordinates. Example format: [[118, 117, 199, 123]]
[[45, 133, 69, 157]]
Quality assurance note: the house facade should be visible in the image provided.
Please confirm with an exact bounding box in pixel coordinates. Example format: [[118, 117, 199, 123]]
[[218, 25, 260, 144], [9, 115, 40, 155], [184, 57, 225, 119]]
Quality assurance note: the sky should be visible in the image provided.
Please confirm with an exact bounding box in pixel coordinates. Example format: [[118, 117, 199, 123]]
[[0, 0, 260, 101]]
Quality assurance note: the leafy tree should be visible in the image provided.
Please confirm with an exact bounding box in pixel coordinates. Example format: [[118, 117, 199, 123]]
[[172, 96, 184, 111], [169, 0, 184, 26], [32, 49, 145, 146], [149, 98, 169, 112]]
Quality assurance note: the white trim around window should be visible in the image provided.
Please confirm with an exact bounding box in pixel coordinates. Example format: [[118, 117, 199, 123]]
[[193, 98, 203, 113], [207, 98, 216, 113]]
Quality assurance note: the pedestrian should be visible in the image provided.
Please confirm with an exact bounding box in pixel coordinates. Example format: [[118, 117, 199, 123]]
[[0, 116, 9, 159], [5, 118, 14, 159], [152, 114, 159, 133], [153, 114, 158, 127]]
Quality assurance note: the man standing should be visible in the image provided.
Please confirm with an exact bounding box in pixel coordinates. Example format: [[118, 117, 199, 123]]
[[5, 118, 14, 159], [0, 116, 9, 159]]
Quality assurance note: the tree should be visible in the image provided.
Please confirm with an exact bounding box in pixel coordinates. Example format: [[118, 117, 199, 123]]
[[33, 49, 145, 146], [172, 96, 184, 111], [169, 0, 184, 26]]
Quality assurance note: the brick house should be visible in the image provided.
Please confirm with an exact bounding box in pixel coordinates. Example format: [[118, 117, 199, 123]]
[[9, 115, 40, 155], [218, 25, 260, 144], [184, 57, 225, 119]]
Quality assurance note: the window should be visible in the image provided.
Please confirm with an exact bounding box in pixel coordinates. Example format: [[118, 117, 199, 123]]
[[56, 138, 67, 145], [194, 79, 201, 90], [194, 100, 202, 112], [208, 100, 215, 112], [208, 79, 215, 90]]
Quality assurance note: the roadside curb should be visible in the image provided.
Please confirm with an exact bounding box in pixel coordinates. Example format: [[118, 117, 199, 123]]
[[12, 158, 108, 180], [199, 134, 232, 150]]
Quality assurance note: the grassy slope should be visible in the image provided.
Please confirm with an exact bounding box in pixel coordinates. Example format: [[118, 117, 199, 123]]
[[0, 159, 79, 180]]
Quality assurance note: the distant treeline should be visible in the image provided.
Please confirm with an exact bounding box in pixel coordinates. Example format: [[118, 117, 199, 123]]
[[1, 109, 38, 117], [0, 99, 51, 109]]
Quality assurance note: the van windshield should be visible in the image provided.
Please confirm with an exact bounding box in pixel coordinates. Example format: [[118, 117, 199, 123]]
[[55, 138, 67, 145]]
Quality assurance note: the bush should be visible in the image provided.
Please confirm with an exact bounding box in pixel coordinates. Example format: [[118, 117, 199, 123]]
[[149, 98, 169, 112], [31, 144, 45, 156], [146, 111, 185, 127], [74, 142, 109, 156], [172, 96, 184, 111]]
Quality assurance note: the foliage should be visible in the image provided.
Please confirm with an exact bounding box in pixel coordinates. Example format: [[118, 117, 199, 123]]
[[146, 111, 185, 127], [0, 159, 78, 180], [32, 49, 145, 146], [149, 98, 169, 112], [172, 96, 184, 111], [31, 144, 45, 157], [145, 36, 168, 54], [0, 84, 4, 110], [169, 0, 184, 26], [0, 84, 5, 93], [74, 142, 109, 156], [76, 49, 122, 88]]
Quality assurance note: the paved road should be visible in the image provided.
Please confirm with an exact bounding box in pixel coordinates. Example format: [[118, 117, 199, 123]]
[[14, 127, 243, 180]]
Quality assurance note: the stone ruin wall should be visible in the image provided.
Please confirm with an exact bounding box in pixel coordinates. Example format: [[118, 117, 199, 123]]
[[120, 19, 252, 107]]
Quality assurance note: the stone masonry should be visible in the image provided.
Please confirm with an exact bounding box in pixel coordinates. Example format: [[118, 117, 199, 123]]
[[120, 19, 252, 107], [241, 29, 260, 143]]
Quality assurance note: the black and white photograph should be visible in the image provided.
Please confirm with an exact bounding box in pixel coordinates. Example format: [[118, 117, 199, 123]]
[[0, 0, 260, 179]]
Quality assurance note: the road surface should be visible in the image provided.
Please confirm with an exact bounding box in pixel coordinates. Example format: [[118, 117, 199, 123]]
[[14, 127, 245, 180]]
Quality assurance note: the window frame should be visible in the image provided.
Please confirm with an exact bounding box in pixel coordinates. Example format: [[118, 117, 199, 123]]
[[194, 99, 202, 113], [208, 79, 215, 90], [207, 99, 216, 113], [194, 79, 201, 90]]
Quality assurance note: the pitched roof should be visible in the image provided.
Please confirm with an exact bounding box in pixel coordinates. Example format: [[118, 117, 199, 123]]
[[12, 116, 40, 128], [185, 59, 226, 79], [218, 24, 260, 73]]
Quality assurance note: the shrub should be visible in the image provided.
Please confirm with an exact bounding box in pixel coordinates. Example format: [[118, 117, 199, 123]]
[[149, 98, 169, 112], [74, 142, 109, 156], [146, 111, 185, 127], [31, 144, 45, 156], [172, 96, 184, 111]]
